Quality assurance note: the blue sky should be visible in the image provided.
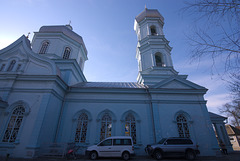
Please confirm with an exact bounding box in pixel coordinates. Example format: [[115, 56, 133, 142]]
[[0, 0, 231, 115]]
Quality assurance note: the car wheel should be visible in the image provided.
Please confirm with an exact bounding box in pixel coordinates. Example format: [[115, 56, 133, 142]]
[[154, 150, 163, 160], [90, 151, 98, 160], [122, 151, 130, 160], [186, 150, 196, 160]]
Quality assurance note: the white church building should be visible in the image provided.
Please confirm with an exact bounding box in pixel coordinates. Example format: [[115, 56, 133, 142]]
[[0, 8, 231, 158]]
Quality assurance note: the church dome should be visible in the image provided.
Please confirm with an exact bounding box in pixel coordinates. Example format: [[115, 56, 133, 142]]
[[39, 25, 87, 54], [135, 8, 164, 24]]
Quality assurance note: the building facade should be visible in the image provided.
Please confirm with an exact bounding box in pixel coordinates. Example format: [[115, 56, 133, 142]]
[[226, 125, 240, 151], [0, 8, 220, 158]]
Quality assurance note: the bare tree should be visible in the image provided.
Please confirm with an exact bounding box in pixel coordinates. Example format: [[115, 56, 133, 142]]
[[182, 0, 240, 125], [220, 74, 240, 126], [221, 99, 240, 126], [182, 0, 240, 74], [228, 73, 240, 97]]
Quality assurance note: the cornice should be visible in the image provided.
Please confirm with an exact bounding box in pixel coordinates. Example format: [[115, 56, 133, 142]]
[[69, 87, 146, 94], [64, 98, 207, 105]]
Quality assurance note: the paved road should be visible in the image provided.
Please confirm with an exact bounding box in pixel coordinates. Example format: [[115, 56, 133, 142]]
[[1, 152, 240, 161]]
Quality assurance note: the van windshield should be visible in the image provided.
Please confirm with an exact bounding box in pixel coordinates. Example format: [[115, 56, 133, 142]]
[[158, 138, 166, 144]]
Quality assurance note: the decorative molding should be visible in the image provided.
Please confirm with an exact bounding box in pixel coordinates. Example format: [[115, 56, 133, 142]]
[[5, 100, 31, 116], [173, 110, 193, 123], [72, 109, 92, 121]]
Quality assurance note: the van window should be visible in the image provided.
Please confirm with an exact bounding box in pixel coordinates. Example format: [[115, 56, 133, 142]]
[[166, 139, 180, 145], [123, 139, 132, 145], [181, 139, 193, 144], [113, 139, 132, 145], [99, 139, 112, 146], [113, 139, 122, 145]]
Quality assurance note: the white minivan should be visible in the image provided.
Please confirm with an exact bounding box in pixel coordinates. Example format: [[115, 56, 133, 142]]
[[85, 136, 135, 160]]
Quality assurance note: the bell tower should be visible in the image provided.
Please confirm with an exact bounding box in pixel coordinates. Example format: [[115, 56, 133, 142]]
[[134, 8, 178, 86]]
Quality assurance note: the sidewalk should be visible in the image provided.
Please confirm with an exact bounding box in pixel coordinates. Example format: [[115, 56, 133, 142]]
[[1, 151, 240, 161]]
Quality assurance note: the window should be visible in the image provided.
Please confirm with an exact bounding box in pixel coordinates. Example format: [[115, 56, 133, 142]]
[[2, 105, 25, 142], [99, 139, 112, 146], [7, 60, 16, 71], [166, 139, 193, 145], [177, 114, 190, 138], [125, 114, 136, 144], [113, 139, 132, 145], [39, 41, 49, 54], [0, 64, 5, 71], [16, 64, 22, 72], [150, 26, 157, 35], [155, 54, 162, 67], [166, 139, 180, 145], [74, 113, 88, 143], [100, 113, 112, 141], [63, 47, 71, 59]]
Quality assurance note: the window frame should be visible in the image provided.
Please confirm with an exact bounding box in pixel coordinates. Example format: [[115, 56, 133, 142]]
[[176, 114, 190, 138], [62, 47, 71, 59], [7, 60, 16, 71], [1, 101, 30, 144], [150, 25, 157, 35], [0, 64, 6, 71], [74, 112, 88, 143], [100, 113, 112, 141], [99, 139, 112, 146], [2, 105, 25, 143], [72, 110, 92, 145], [125, 113, 137, 144], [39, 41, 49, 54]]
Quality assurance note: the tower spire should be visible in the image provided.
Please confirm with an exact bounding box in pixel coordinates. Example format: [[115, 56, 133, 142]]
[[134, 8, 177, 85]]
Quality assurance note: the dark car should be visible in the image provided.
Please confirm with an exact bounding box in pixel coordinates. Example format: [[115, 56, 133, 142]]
[[145, 137, 200, 160]]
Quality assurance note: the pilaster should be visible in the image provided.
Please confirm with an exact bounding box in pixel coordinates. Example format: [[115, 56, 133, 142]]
[[26, 94, 52, 157]]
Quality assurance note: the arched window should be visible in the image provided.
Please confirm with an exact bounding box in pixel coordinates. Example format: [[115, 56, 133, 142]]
[[74, 112, 88, 143], [176, 114, 190, 138], [125, 113, 136, 144], [155, 54, 162, 67], [100, 113, 112, 141], [0, 64, 6, 71], [2, 105, 25, 142], [150, 26, 157, 35], [39, 41, 49, 54], [7, 60, 16, 71], [63, 47, 71, 59], [16, 64, 22, 72]]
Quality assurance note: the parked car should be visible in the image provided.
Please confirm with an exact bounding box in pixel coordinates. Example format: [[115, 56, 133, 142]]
[[85, 136, 135, 160], [145, 137, 200, 160]]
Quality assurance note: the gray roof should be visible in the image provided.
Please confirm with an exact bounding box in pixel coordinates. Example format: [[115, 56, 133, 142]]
[[39, 25, 87, 54], [226, 125, 240, 135], [135, 8, 164, 23], [209, 112, 227, 119], [71, 82, 146, 89]]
